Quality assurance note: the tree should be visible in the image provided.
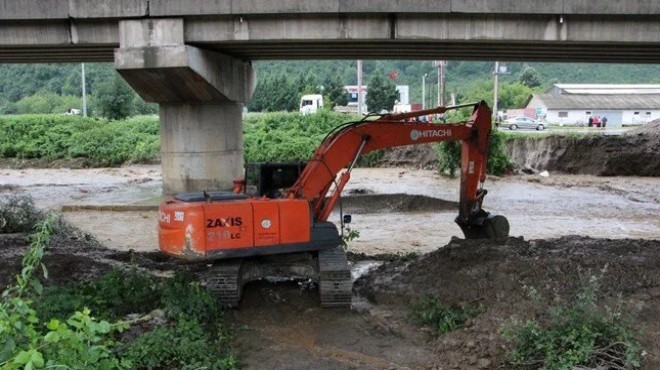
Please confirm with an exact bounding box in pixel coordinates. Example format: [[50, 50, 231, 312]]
[[324, 76, 348, 108], [93, 74, 135, 120], [366, 70, 398, 112], [519, 66, 542, 88]]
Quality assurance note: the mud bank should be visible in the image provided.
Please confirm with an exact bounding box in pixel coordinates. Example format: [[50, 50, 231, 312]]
[[505, 133, 660, 176], [357, 236, 660, 369], [378, 122, 660, 176]]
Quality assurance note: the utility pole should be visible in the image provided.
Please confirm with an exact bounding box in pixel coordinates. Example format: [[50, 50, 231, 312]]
[[357, 60, 363, 115], [422, 73, 427, 110], [492, 61, 509, 122], [434, 60, 446, 106], [81, 63, 87, 117]]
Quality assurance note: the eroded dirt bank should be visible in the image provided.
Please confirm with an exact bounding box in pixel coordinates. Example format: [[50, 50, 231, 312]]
[[379, 121, 660, 176]]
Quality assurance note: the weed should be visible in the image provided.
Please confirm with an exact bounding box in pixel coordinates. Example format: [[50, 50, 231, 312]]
[[412, 295, 484, 335], [437, 126, 511, 177], [0, 195, 43, 233], [0, 213, 125, 370], [502, 275, 643, 370], [120, 317, 239, 370], [398, 252, 419, 262], [341, 226, 360, 250]]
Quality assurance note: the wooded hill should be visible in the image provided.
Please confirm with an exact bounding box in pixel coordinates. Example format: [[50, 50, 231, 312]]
[[1, 61, 658, 115]]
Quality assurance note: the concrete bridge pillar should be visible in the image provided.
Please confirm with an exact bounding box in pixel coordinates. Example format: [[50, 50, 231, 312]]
[[114, 18, 255, 194]]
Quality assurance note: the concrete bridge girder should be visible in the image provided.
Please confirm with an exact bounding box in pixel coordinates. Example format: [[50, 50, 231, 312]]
[[114, 18, 255, 194]]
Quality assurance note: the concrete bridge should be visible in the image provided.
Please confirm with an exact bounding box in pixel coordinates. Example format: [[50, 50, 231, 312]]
[[1, 0, 659, 193]]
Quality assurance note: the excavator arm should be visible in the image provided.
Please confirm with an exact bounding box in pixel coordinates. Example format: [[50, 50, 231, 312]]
[[287, 101, 509, 242]]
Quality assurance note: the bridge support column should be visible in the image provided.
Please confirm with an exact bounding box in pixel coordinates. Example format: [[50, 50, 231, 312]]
[[114, 18, 255, 194]]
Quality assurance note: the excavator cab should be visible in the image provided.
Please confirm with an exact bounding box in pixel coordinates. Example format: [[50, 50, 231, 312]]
[[243, 162, 306, 198]]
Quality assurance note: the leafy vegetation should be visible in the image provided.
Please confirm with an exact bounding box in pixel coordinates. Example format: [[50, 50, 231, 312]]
[[503, 276, 643, 370], [0, 213, 125, 370], [366, 70, 399, 112], [32, 269, 239, 370], [0, 196, 43, 233], [92, 75, 138, 120], [0, 202, 239, 369], [243, 110, 360, 162], [0, 115, 159, 166], [436, 109, 512, 176], [412, 295, 484, 335]]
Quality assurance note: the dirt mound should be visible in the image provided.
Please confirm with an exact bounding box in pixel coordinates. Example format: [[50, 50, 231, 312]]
[[505, 133, 660, 176], [628, 118, 660, 136], [339, 193, 457, 214], [378, 143, 438, 169], [0, 222, 181, 288], [356, 236, 660, 369]]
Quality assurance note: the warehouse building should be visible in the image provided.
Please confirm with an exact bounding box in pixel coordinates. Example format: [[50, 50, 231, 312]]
[[525, 84, 660, 126]]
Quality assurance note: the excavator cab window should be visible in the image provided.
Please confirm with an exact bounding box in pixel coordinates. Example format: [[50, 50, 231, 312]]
[[244, 162, 307, 198]]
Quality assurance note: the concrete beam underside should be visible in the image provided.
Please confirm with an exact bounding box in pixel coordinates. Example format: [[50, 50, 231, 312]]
[[1, 14, 660, 63]]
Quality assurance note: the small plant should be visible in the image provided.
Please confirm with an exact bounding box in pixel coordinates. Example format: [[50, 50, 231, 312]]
[[340, 226, 360, 250], [502, 276, 644, 370], [398, 252, 419, 262], [0, 196, 43, 233], [412, 295, 484, 335]]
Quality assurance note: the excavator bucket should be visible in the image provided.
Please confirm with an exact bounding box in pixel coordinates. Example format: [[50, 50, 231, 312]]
[[456, 211, 510, 244]]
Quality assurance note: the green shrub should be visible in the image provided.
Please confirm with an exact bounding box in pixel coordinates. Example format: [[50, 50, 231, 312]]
[[33, 269, 238, 370], [121, 317, 238, 370], [503, 278, 643, 370], [243, 110, 360, 163], [0, 115, 160, 165], [437, 126, 512, 177], [0, 196, 43, 233], [0, 213, 125, 370], [412, 295, 484, 335]]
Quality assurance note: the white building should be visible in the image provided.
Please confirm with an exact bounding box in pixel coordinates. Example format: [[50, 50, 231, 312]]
[[526, 84, 660, 126]]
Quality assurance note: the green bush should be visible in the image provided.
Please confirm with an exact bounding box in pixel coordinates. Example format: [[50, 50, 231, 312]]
[[437, 125, 512, 177], [0, 115, 160, 165], [412, 295, 484, 335], [33, 269, 239, 370], [243, 110, 360, 163], [0, 196, 43, 233], [503, 278, 643, 370], [0, 213, 125, 370]]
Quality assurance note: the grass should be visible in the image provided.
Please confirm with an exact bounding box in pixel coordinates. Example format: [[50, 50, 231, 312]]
[[412, 295, 484, 335], [502, 276, 644, 370]]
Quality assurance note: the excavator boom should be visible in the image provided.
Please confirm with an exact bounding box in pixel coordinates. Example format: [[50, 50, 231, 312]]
[[287, 101, 506, 241]]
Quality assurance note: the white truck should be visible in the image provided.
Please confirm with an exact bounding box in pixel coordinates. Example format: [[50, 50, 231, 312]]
[[299, 94, 324, 115]]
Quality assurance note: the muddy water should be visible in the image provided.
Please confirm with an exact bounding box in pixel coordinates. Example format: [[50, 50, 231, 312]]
[[1, 166, 658, 254], [335, 169, 660, 254]]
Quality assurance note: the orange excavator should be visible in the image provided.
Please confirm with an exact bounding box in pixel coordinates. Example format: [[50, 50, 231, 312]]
[[158, 101, 509, 307]]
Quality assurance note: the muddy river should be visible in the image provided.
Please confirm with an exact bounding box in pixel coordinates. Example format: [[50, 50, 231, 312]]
[[1, 166, 658, 254]]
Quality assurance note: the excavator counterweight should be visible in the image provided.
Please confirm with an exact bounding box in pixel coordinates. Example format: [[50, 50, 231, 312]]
[[158, 101, 510, 308]]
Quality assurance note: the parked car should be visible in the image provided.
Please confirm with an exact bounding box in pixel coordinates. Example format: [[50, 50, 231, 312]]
[[500, 116, 545, 131]]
